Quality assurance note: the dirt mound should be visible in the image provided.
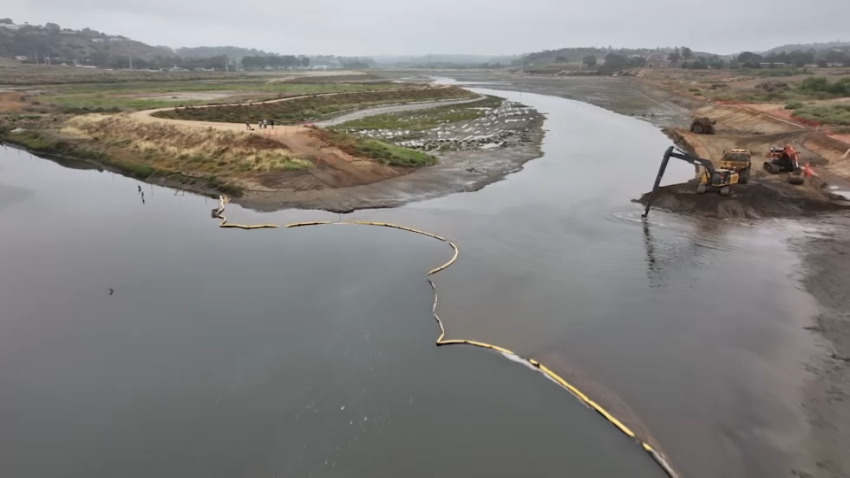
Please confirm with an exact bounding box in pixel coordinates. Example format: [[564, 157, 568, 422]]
[[638, 178, 850, 219]]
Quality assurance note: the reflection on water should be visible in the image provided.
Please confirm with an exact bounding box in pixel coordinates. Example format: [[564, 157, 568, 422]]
[[641, 216, 737, 289]]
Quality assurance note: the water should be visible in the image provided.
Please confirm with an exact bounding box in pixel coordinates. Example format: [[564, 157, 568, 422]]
[[0, 86, 819, 478]]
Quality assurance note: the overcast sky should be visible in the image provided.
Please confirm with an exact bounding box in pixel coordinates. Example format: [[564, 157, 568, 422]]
[[5, 0, 849, 56]]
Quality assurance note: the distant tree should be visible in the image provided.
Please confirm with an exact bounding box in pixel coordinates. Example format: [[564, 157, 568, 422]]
[[817, 59, 828, 68], [691, 56, 708, 69], [45, 22, 60, 32], [582, 55, 597, 67], [782, 49, 812, 67], [826, 50, 847, 65], [668, 49, 681, 63], [209, 55, 228, 70], [681, 47, 693, 60], [281, 55, 298, 68], [0, 18, 14, 24], [300, 56, 310, 67], [600, 53, 627, 71], [241, 55, 267, 70], [266, 55, 283, 69], [737, 51, 764, 68], [707, 56, 726, 69]]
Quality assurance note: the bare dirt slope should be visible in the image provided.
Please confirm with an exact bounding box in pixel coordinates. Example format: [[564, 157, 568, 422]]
[[125, 90, 425, 191]]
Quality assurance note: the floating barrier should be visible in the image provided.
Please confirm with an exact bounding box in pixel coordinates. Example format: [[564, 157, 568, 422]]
[[211, 196, 279, 229], [212, 195, 680, 478]]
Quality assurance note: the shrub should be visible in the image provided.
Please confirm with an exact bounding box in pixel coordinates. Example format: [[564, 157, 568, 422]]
[[791, 104, 850, 125], [785, 100, 803, 110], [125, 164, 155, 178], [798, 77, 850, 97]]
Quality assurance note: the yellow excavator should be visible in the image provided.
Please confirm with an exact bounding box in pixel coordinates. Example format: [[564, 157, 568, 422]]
[[642, 146, 742, 217]]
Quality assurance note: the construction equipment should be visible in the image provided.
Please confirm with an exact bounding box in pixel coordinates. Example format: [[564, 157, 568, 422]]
[[642, 146, 741, 217], [719, 149, 752, 184], [765, 145, 805, 184], [690, 117, 716, 134]]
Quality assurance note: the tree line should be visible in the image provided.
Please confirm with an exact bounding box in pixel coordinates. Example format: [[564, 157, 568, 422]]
[[523, 44, 850, 72], [735, 49, 849, 68], [241, 55, 310, 70], [668, 46, 849, 70]]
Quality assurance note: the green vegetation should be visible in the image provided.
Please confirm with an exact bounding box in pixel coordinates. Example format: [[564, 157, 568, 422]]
[[38, 82, 401, 112], [155, 86, 477, 124], [6, 130, 61, 151], [785, 100, 804, 110], [798, 77, 850, 97], [738, 68, 813, 77], [333, 95, 502, 131], [791, 104, 850, 125], [40, 96, 204, 112], [316, 130, 436, 167], [52, 81, 397, 95]]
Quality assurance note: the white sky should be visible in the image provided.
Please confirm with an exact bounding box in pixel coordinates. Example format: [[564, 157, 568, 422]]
[[4, 0, 849, 56]]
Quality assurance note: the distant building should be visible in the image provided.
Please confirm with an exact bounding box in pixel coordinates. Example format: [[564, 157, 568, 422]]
[[0, 23, 21, 31], [759, 62, 787, 68], [15, 55, 28, 61], [646, 52, 669, 68]]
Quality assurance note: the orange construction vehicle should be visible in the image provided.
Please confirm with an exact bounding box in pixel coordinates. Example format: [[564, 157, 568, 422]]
[[764, 145, 804, 184]]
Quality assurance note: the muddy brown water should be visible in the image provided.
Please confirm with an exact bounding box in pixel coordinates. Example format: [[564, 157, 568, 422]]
[[0, 85, 822, 478]]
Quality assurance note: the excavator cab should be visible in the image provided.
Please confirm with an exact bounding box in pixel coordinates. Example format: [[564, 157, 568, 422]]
[[697, 167, 738, 195], [765, 145, 800, 173]]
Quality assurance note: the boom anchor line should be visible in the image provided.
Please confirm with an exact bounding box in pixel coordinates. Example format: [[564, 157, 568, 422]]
[[211, 195, 680, 478]]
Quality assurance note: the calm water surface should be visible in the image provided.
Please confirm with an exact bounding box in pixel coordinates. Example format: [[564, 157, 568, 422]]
[[1, 86, 819, 478]]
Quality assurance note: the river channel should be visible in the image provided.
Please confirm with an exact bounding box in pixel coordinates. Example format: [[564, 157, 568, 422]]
[[0, 86, 820, 478]]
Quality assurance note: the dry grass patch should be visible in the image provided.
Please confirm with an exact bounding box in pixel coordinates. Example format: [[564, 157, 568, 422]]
[[65, 115, 313, 174]]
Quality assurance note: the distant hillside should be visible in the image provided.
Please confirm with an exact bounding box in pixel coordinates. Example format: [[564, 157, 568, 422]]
[[176, 46, 274, 60], [0, 20, 175, 65], [764, 41, 850, 55], [373, 54, 520, 67], [521, 47, 717, 66]]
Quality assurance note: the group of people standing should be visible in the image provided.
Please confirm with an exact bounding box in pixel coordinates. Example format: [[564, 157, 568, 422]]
[[245, 119, 275, 131]]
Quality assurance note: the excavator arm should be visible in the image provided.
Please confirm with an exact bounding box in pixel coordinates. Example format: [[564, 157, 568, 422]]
[[642, 146, 716, 217]]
